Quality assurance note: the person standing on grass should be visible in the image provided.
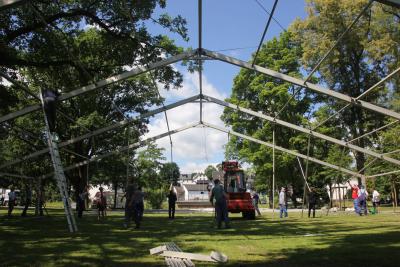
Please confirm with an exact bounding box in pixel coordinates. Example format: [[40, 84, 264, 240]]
[[308, 187, 317, 218], [8, 187, 16, 217], [21, 185, 32, 217], [77, 186, 88, 218], [97, 187, 107, 220], [372, 189, 380, 214], [279, 187, 288, 218], [358, 185, 368, 216], [167, 189, 177, 219], [123, 183, 135, 228], [349, 182, 360, 214], [130, 186, 144, 229], [252, 191, 261, 216], [210, 179, 230, 229]]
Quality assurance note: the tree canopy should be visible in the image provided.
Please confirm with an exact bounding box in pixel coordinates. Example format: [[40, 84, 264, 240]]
[[0, 0, 189, 196]]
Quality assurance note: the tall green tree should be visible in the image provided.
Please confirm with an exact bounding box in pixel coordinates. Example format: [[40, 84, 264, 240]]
[[222, 31, 310, 203], [135, 142, 165, 189], [204, 165, 217, 180], [291, 0, 400, 180], [0, 1, 188, 196], [159, 162, 180, 186]]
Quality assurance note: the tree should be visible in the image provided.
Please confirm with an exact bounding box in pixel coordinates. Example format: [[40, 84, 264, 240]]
[[159, 162, 180, 186], [222, 31, 310, 205], [135, 142, 165, 188], [0, 1, 188, 197], [290, 0, 400, 181], [204, 165, 217, 180]]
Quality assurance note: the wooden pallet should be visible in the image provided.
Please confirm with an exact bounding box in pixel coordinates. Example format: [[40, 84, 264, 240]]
[[150, 242, 195, 267]]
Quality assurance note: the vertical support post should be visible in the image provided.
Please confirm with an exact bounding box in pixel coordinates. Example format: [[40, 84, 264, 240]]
[[198, 0, 203, 124], [301, 135, 311, 218], [126, 126, 130, 185], [35, 177, 41, 216], [272, 125, 275, 217]]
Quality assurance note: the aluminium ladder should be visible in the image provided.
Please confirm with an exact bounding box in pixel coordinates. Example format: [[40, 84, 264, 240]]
[[40, 92, 78, 233]]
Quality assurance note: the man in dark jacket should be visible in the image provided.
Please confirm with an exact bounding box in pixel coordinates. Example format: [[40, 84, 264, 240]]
[[308, 187, 317, 218], [42, 89, 59, 133], [167, 189, 177, 219], [21, 184, 32, 217], [210, 179, 230, 229]]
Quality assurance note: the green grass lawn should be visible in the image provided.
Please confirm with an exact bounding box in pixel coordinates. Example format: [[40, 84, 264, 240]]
[[1, 207, 399, 267]]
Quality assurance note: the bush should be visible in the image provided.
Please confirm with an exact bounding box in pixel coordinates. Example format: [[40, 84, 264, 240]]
[[146, 189, 165, 209]]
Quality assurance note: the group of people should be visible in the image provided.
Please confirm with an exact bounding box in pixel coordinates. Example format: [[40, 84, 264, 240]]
[[77, 186, 107, 220], [5, 186, 46, 217], [123, 184, 144, 229], [350, 182, 380, 215]]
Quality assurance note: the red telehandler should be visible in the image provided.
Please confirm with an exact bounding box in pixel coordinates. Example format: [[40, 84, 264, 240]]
[[221, 161, 255, 219]]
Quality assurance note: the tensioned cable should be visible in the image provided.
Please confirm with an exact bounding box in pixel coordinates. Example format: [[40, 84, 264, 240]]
[[214, 46, 258, 52], [148, 69, 174, 163], [254, 0, 286, 32], [252, 0, 279, 67]]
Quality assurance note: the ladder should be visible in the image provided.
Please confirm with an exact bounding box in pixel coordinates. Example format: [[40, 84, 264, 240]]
[[40, 92, 78, 233]]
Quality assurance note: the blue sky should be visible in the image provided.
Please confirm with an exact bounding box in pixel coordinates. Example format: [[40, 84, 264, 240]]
[[144, 0, 307, 173]]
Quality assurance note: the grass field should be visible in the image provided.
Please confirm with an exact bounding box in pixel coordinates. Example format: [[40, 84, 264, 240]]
[[1, 206, 399, 267]]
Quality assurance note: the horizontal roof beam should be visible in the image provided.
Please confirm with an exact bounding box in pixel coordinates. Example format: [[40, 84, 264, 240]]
[[0, 50, 196, 124], [367, 169, 400, 178], [203, 94, 400, 167], [201, 122, 364, 178], [375, 0, 400, 8], [203, 49, 400, 121], [0, 172, 33, 179], [0, 94, 200, 170], [40, 122, 200, 179], [0, 0, 25, 10]]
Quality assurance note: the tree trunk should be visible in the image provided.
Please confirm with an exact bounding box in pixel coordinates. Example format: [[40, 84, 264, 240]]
[[114, 182, 118, 209], [329, 183, 333, 208]]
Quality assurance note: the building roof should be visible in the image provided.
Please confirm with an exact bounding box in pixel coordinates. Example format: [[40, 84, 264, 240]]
[[184, 184, 209, 192]]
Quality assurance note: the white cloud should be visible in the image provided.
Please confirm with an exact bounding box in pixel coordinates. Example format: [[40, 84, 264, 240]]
[[179, 161, 220, 174], [159, 70, 226, 100], [144, 70, 229, 171]]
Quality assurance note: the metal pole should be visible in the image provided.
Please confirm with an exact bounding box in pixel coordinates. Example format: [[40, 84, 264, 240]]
[[367, 169, 400, 178], [1, 95, 200, 170], [272, 125, 275, 217], [198, 0, 203, 124], [312, 66, 400, 130], [357, 66, 400, 99], [304, 0, 374, 83], [202, 121, 364, 178], [296, 157, 311, 191], [204, 94, 400, 166], [348, 120, 399, 143], [252, 0, 279, 67], [301, 135, 311, 218]]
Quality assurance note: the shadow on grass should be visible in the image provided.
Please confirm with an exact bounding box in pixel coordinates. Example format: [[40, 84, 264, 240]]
[[231, 230, 400, 267], [0, 208, 399, 267]]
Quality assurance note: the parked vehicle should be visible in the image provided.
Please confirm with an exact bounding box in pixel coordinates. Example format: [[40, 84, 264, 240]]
[[222, 161, 256, 219], [2, 189, 21, 206]]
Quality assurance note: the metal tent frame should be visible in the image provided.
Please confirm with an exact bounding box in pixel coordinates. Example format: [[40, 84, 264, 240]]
[[1, 0, 399, 230]]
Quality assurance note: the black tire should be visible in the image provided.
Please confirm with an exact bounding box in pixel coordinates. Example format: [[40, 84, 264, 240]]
[[242, 212, 247, 218], [247, 210, 256, 220]]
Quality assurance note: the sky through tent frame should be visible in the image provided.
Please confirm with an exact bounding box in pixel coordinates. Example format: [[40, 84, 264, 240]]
[[0, 1, 399, 217]]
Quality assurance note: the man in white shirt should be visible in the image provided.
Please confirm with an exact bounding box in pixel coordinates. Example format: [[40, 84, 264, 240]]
[[372, 189, 380, 214], [8, 187, 16, 217], [279, 187, 288, 218]]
